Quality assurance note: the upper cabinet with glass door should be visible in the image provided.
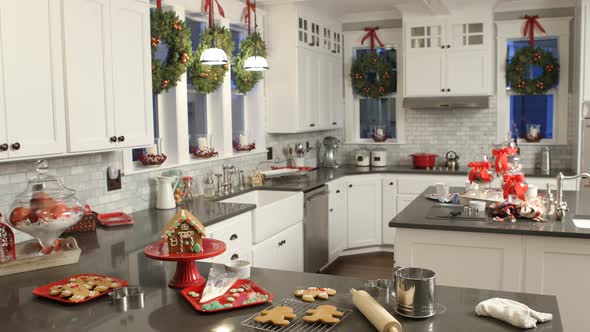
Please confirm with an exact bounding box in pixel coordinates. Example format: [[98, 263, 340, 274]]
[[297, 13, 341, 56], [404, 17, 492, 97]]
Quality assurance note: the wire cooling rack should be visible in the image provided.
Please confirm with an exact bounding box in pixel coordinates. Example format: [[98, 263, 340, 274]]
[[241, 297, 354, 332]]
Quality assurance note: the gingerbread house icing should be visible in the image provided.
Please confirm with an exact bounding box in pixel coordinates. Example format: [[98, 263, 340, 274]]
[[161, 209, 205, 254]]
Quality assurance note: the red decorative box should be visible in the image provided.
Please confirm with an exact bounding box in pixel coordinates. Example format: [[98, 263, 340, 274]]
[[63, 211, 97, 234]]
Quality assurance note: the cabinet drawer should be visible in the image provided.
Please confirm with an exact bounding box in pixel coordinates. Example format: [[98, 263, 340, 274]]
[[253, 222, 303, 272], [207, 212, 252, 251]]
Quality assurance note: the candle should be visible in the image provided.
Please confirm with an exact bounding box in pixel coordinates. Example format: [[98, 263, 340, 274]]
[[529, 127, 539, 137], [146, 146, 158, 155], [239, 134, 249, 147], [376, 128, 384, 136], [197, 137, 208, 151]]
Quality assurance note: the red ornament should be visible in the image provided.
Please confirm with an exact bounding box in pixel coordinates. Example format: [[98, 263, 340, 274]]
[[533, 53, 542, 62], [545, 64, 554, 72], [515, 64, 524, 72], [0, 215, 16, 263], [536, 81, 545, 89]]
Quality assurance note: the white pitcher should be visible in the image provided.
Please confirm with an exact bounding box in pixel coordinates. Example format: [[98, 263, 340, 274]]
[[156, 175, 179, 209]]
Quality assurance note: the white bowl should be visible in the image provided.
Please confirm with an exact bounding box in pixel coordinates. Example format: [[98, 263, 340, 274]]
[[225, 260, 251, 278]]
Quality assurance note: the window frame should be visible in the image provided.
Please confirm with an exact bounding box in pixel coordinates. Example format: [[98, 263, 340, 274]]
[[495, 18, 571, 146], [344, 27, 405, 145], [122, 3, 267, 175]]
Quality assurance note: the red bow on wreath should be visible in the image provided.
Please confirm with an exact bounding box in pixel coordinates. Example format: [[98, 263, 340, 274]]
[[492, 147, 519, 174], [523, 15, 545, 48], [502, 174, 529, 201], [203, 0, 225, 29], [243, 0, 256, 34], [361, 27, 384, 51], [467, 161, 492, 184], [157, 0, 162, 10]]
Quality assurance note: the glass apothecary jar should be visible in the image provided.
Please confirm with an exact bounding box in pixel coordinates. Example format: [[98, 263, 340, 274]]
[[8, 160, 84, 254]]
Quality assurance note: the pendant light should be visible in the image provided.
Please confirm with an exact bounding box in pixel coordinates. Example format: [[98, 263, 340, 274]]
[[200, 0, 228, 65], [244, 0, 268, 71]]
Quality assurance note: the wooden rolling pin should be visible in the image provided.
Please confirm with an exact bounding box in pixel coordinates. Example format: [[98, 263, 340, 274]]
[[351, 289, 403, 332]]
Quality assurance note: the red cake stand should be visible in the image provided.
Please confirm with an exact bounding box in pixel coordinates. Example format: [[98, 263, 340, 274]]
[[144, 238, 226, 288]]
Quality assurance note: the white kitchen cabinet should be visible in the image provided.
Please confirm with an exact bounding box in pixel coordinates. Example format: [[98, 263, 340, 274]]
[[395, 228, 524, 291], [582, 1, 590, 101], [0, 0, 66, 159], [347, 176, 382, 248], [524, 236, 590, 332], [382, 177, 397, 245], [202, 212, 252, 265], [253, 222, 304, 272], [404, 17, 492, 97], [265, 3, 343, 133], [328, 180, 348, 259], [62, 0, 153, 153]]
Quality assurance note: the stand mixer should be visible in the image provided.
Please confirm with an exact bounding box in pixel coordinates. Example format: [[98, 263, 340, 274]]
[[321, 136, 341, 168]]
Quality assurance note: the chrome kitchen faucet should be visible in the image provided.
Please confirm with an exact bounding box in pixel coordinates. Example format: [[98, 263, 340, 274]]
[[552, 172, 590, 221]]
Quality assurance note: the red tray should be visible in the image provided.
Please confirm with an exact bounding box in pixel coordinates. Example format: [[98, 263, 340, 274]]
[[98, 212, 134, 227], [32, 273, 128, 304], [181, 279, 273, 313]]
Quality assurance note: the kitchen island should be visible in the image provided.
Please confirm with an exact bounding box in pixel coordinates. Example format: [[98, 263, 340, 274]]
[[390, 187, 589, 331], [0, 200, 562, 332]]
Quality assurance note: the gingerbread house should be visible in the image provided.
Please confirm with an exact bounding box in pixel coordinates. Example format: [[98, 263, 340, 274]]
[[161, 210, 206, 254]]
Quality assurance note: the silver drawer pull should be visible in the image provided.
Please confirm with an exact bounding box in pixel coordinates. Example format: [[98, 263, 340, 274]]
[[230, 234, 238, 241], [231, 254, 239, 260]]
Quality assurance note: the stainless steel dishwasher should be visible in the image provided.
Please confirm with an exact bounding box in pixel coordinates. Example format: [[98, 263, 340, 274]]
[[303, 185, 329, 273]]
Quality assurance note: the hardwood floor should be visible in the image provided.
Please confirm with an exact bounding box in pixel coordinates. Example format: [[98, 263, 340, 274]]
[[321, 252, 394, 280]]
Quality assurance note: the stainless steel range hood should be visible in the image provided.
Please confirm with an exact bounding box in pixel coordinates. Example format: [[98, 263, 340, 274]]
[[402, 96, 489, 110]]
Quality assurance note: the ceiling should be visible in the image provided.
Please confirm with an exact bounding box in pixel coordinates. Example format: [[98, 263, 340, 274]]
[[259, 0, 575, 21]]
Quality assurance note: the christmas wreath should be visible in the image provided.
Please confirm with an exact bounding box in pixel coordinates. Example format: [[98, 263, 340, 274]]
[[150, 9, 192, 94], [187, 25, 234, 94], [232, 32, 267, 94], [350, 51, 394, 98], [506, 46, 559, 94]]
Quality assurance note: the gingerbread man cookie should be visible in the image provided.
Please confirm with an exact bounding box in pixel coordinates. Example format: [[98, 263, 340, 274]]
[[50, 283, 98, 302], [294, 287, 337, 302], [303, 305, 344, 325], [253, 306, 297, 326]]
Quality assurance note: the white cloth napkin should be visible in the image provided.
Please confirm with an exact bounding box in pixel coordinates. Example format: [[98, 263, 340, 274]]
[[475, 297, 553, 329]]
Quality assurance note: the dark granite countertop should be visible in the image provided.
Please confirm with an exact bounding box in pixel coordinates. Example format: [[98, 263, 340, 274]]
[[257, 165, 573, 193], [389, 186, 590, 239], [0, 209, 562, 332]]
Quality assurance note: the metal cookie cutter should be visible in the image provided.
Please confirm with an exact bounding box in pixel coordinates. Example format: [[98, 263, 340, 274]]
[[108, 287, 144, 312]]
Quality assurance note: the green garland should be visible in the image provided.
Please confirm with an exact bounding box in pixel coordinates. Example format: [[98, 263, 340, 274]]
[[350, 51, 394, 98], [151, 10, 192, 94], [187, 25, 234, 94], [232, 32, 267, 94], [506, 46, 559, 94]]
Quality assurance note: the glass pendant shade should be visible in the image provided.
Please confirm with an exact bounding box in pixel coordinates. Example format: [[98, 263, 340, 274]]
[[244, 55, 269, 71], [200, 47, 229, 65]]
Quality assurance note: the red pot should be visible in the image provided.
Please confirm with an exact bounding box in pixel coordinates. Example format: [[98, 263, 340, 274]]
[[410, 153, 438, 169]]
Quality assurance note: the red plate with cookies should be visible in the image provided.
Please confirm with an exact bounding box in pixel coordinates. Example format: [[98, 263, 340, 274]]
[[32, 273, 128, 304], [181, 279, 273, 313]]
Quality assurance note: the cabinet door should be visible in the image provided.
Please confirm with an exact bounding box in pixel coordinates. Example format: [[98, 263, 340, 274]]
[[584, 3, 590, 101], [347, 177, 382, 248], [253, 222, 303, 272], [446, 50, 489, 95], [0, 0, 66, 158], [328, 180, 347, 258], [405, 22, 445, 51], [396, 194, 417, 215], [382, 177, 397, 245], [298, 48, 320, 130], [63, 0, 115, 152], [325, 55, 343, 129], [524, 236, 590, 332], [447, 21, 487, 50], [111, 0, 153, 148], [405, 52, 445, 96]]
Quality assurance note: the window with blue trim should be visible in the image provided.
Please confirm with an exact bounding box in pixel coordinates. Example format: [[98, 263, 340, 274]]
[[355, 47, 397, 140], [507, 38, 558, 140]]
